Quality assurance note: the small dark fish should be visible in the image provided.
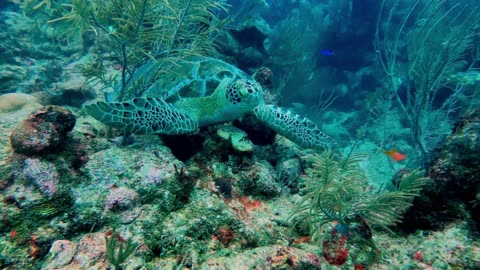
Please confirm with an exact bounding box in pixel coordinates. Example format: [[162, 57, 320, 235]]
[[321, 49, 336, 56]]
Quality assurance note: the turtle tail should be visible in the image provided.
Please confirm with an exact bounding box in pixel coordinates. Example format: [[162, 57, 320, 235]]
[[84, 97, 199, 135], [252, 104, 335, 150]]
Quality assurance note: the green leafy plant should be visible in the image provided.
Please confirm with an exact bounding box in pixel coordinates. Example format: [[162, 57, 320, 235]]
[[105, 228, 137, 270], [290, 151, 426, 241]]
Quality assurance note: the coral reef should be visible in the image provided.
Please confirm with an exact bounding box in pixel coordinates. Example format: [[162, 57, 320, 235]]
[[1, 0, 480, 269]]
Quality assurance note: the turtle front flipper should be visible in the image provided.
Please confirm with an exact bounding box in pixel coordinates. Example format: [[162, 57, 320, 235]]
[[84, 97, 199, 135], [252, 104, 334, 150]]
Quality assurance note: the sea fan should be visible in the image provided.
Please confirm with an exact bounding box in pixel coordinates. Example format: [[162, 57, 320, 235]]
[[290, 151, 426, 241]]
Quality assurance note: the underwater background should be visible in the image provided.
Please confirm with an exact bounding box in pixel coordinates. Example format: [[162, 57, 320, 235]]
[[0, 0, 479, 269]]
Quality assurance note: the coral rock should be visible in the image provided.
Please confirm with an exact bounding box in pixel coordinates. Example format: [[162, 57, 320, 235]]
[[43, 240, 77, 269], [201, 245, 321, 269], [10, 105, 76, 155], [105, 187, 139, 212], [275, 158, 302, 194], [216, 125, 254, 153], [42, 233, 108, 270], [105, 187, 141, 224], [239, 160, 280, 197], [401, 109, 480, 230], [22, 158, 59, 197], [76, 233, 107, 263]]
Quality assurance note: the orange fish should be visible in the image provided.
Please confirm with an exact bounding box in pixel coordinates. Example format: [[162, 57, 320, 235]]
[[383, 149, 407, 162], [293, 236, 310, 244]]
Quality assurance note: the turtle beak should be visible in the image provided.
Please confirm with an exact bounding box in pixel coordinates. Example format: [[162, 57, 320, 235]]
[[238, 88, 249, 97]]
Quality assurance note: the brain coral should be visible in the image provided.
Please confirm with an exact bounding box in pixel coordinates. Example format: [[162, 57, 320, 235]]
[[0, 92, 41, 112]]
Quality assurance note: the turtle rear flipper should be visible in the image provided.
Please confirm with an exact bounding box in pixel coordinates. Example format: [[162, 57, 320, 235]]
[[84, 97, 199, 135], [252, 104, 334, 150]]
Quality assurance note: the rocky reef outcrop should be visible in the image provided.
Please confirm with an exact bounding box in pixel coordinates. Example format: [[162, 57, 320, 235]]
[[400, 109, 480, 231], [9, 106, 76, 155]]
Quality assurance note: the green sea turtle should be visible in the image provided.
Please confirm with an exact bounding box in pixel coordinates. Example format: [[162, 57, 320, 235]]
[[85, 57, 334, 150]]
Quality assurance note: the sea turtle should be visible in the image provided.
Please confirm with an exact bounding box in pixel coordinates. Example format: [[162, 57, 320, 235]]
[[85, 57, 334, 150]]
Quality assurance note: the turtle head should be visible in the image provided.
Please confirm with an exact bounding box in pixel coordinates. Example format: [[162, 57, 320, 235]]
[[224, 79, 263, 111]]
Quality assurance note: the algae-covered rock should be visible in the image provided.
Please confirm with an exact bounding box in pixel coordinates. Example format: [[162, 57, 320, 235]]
[[104, 187, 141, 224], [200, 245, 321, 269], [81, 144, 182, 188], [0, 161, 12, 184], [42, 233, 109, 270], [216, 125, 254, 153], [238, 160, 280, 197], [9, 106, 76, 155], [158, 188, 240, 257], [43, 240, 77, 269], [275, 158, 302, 194], [21, 158, 59, 197], [273, 135, 305, 160], [401, 109, 480, 231], [74, 143, 187, 225]]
